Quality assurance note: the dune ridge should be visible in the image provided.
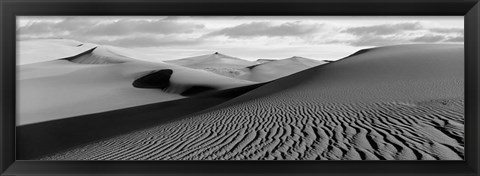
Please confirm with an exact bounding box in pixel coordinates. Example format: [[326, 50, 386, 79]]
[[165, 52, 256, 69], [41, 44, 464, 160], [18, 39, 98, 65], [240, 56, 327, 82], [64, 46, 135, 64]]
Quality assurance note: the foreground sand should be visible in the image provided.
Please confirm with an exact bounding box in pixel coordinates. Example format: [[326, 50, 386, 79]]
[[41, 44, 464, 160]]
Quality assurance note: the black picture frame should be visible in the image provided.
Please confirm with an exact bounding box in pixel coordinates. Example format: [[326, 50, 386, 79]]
[[1, 0, 479, 175]]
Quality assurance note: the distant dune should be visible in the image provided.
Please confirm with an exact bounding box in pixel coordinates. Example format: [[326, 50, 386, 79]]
[[167, 54, 327, 82], [42, 44, 464, 160], [255, 59, 276, 64], [64, 46, 134, 64], [18, 39, 97, 65], [165, 52, 256, 69], [165, 52, 256, 78], [239, 56, 327, 82], [18, 39, 255, 125]]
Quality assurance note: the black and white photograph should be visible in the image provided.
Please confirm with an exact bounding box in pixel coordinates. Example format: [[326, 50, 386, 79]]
[[16, 16, 464, 160]]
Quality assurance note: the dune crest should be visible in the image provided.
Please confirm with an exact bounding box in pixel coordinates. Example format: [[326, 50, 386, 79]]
[[64, 46, 135, 64], [239, 56, 328, 82], [18, 39, 98, 65], [255, 59, 276, 64], [166, 52, 256, 69]]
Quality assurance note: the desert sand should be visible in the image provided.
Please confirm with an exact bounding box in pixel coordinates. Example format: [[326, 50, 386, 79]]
[[18, 39, 97, 65], [165, 52, 256, 69], [40, 44, 464, 160], [167, 54, 327, 82], [18, 39, 255, 125], [165, 52, 256, 79], [239, 56, 327, 82]]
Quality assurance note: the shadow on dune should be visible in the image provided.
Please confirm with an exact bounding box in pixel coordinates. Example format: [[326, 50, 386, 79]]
[[181, 86, 217, 96], [16, 82, 265, 160], [132, 69, 218, 96], [61, 47, 98, 62], [132, 69, 173, 89]]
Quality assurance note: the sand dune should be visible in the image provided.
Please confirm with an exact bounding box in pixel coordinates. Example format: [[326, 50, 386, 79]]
[[167, 55, 327, 82], [18, 39, 255, 125], [64, 46, 134, 64], [18, 39, 97, 65], [239, 56, 328, 82], [41, 44, 464, 160], [166, 52, 256, 69], [255, 59, 276, 64], [165, 52, 257, 78]]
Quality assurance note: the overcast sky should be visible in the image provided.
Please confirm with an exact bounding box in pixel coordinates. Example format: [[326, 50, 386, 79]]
[[17, 16, 463, 61]]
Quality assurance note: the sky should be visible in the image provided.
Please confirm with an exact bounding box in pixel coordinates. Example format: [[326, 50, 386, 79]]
[[17, 16, 464, 61]]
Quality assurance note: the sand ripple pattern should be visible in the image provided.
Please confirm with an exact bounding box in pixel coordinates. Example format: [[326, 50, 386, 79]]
[[42, 97, 463, 160]]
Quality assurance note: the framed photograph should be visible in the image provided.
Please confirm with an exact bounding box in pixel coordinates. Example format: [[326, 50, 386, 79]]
[[1, 0, 479, 175]]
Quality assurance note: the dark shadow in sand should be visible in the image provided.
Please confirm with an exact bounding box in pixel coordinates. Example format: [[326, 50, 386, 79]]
[[132, 69, 172, 89], [132, 69, 218, 96]]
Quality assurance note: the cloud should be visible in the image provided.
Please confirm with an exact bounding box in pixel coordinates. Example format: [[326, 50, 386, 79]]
[[429, 27, 463, 34], [18, 17, 101, 35], [17, 17, 207, 48], [339, 22, 464, 46], [342, 22, 422, 36], [17, 22, 56, 34], [410, 34, 446, 43], [83, 20, 204, 36], [445, 36, 464, 42], [348, 35, 406, 47], [18, 17, 205, 38], [95, 36, 202, 48], [206, 21, 322, 38], [18, 17, 464, 49]]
